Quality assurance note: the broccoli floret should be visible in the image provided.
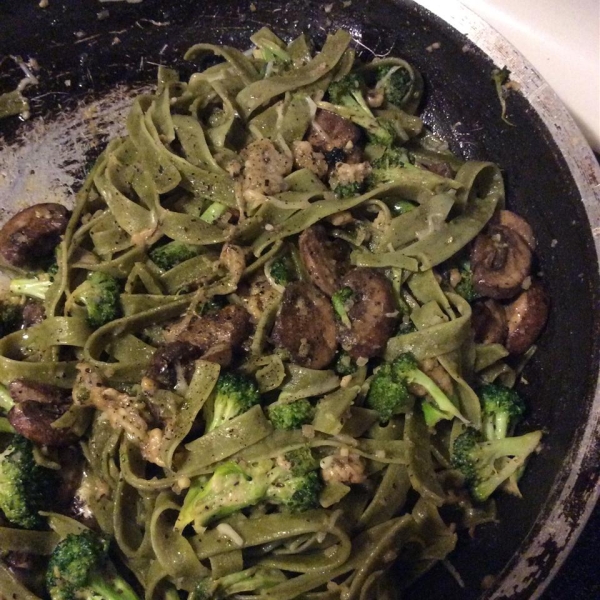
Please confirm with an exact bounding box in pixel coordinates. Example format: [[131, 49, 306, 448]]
[[266, 470, 322, 512], [328, 73, 372, 114], [9, 277, 52, 301], [453, 260, 480, 303], [391, 353, 467, 423], [0, 297, 22, 338], [421, 401, 448, 428], [206, 372, 261, 432], [371, 146, 409, 170], [175, 462, 268, 532], [69, 272, 120, 328], [366, 363, 412, 423], [176, 459, 321, 532], [480, 383, 525, 441], [46, 530, 140, 600], [192, 567, 286, 600], [451, 428, 542, 503], [269, 255, 295, 286], [200, 202, 228, 224], [281, 446, 319, 476], [332, 182, 363, 199], [268, 399, 315, 431], [331, 286, 354, 328], [0, 435, 56, 529], [374, 65, 412, 107], [150, 240, 200, 271], [333, 351, 357, 376]]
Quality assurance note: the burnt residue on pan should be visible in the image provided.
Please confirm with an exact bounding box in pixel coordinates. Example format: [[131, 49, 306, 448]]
[[0, 1, 599, 599]]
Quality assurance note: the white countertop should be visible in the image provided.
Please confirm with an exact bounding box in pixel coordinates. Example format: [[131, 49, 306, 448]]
[[459, 0, 600, 151]]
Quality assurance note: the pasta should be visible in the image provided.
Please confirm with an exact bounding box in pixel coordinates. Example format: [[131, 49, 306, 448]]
[[0, 27, 549, 600]]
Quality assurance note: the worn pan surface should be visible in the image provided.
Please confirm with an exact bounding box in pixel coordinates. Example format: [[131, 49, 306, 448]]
[[0, 1, 599, 598]]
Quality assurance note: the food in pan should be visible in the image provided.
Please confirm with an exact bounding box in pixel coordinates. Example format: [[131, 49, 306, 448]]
[[0, 27, 548, 600]]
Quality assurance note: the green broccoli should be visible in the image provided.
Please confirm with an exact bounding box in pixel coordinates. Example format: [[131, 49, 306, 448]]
[[421, 401, 449, 428], [267, 399, 315, 431], [175, 458, 322, 532], [0, 297, 22, 338], [206, 372, 261, 432], [175, 462, 268, 532], [331, 286, 354, 328], [480, 383, 525, 441], [46, 530, 140, 600], [9, 277, 53, 301], [191, 567, 287, 600], [371, 146, 409, 170], [0, 435, 57, 529], [332, 181, 364, 199], [150, 240, 200, 271], [374, 64, 412, 107], [68, 272, 121, 328], [391, 353, 467, 423], [366, 362, 412, 423], [280, 446, 319, 476], [451, 427, 542, 503], [333, 351, 357, 376], [328, 73, 372, 115], [0, 382, 14, 413], [453, 260, 480, 303], [269, 254, 296, 286], [200, 202, 228, 224], [391, 200, 416, 216], [396, 319, 417, 336]]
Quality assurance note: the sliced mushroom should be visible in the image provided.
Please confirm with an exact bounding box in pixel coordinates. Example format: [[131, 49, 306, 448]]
[[54, 445, 85, 509], [174, 304, 252, 352], [0, 203, 69, 267], [7, 379, 79, 447], [147, 341, 203, 388], [307, 109, 362, 156], [22, 302, 45, 328], [472, 299, 508, 345], [505, 281, 549, 354], [494, 210, 536, 250], [471, 225, 532, 300], [338, 268, 397, 360], [272, 282, 337, 369], [410, 358, 455, 397], [299, 224, 350, 297]]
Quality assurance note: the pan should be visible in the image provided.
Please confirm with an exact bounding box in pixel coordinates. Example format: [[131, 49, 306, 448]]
[[0, 1, 598, 598]]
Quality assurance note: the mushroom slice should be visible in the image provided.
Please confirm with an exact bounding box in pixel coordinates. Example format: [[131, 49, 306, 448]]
[[338, 268, 398, 360], [307, 109, 362, 155], [272, 282, 337, 369], [472, 299, 508, 345], [505, 281, 549, 354], [0, 203, 69, 267], [299, 224, 350, 297], [494, 210, 536, 250], [471, 225, 532, 300], [8, 401, 79, 447], [147, 341, 203, 388]]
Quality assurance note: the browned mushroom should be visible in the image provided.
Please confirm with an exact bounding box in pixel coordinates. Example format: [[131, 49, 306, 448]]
[[0, 203, 69, 267], [299, 224, 350, 297], [505, 281, 549, 354], [147, 341, 204, 388], [494, 210, 536, 250], [471, 225, 532, 300], [307, 109, 362, 158], [338, 268, 398, 360], [22, 302, 45, 328], [54, 445, 85, 510], [5, 552, 46, 597], [272, 282, 337, 369], [472, 299, 508, 345], [7, 379, 79, 447]]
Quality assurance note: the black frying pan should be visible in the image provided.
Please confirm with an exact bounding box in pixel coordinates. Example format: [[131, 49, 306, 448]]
[[0, 1, 599, 599]]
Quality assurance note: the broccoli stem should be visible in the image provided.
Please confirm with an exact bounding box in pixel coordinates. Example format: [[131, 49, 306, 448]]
[[0, 384, 14, 413], [200, 202, 228, 224], [9, 278, 52, 300], [0, 418, 15, 433], [89, 573, 140, 600], [485, 412, 510, 441], [408, 370, 468, 424]]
